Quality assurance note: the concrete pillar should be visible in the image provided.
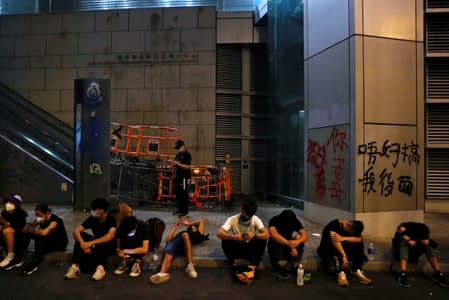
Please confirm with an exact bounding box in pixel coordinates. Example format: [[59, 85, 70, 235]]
[[74, 79, 111, 210], [304, 0, 424, 237]]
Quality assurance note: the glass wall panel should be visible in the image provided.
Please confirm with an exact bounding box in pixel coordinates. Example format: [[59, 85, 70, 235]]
[[267, 0, 304, 200]]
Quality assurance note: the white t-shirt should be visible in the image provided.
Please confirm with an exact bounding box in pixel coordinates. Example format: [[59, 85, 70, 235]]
[[221, 214, 265, 235]]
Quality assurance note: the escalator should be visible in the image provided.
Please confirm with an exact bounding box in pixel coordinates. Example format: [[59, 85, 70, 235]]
[[0, 83, 74, 203]]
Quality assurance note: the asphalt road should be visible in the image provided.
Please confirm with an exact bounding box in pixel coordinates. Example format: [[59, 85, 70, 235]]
[[0, 261, 447, 300]]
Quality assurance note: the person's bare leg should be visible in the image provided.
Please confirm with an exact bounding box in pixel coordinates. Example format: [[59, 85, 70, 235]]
[[429, 256, 440, 272], [181, 232, 193, 264], [2, 227, 15, 253], [160, 253, 174, 273]]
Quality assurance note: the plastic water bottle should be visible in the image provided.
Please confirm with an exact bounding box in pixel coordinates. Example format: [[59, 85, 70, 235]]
[[367, 242, 375, 261], [297, 264, 304, 286]]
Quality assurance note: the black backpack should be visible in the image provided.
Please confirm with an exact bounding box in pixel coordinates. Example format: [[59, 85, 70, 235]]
[[145, 217, 166, 251]]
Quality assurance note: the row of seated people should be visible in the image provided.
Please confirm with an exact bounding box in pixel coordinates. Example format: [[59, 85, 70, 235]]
[[0, 195, 448, 288]]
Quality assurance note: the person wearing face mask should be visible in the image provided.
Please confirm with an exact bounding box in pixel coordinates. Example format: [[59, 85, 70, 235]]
[[0, 194, 28, 270], [114, 216, 150, 278], [21, 203, 68, 275], [217, 199, 269, 284], [64, 197, 117, 281]]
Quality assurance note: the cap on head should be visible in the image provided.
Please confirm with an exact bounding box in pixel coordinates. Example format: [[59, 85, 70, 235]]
[[175, 140, 185, 150], [5, 194, 22, 208]]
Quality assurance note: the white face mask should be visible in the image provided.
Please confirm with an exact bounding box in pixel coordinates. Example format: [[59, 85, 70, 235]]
[[91, 210, 99, 218], [5, 202, 15, 212], [36, 217, 45, 224]]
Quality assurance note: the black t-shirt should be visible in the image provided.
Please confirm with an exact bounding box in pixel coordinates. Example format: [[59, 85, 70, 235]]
[[81, 214, 117, 238], [268, 214, 303, 240], [1, 208, 27, 233], [117, 220, 151, 250], [398, 222, 429, 241], [317, 219, 351, 255], [40, 213, 68, 246], [174, 150, 191, 179]]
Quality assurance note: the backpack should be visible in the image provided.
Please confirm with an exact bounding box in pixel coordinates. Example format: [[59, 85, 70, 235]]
[[145, 217, 166, 251]]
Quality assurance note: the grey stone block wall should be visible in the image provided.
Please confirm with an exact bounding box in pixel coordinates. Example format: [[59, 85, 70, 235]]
[[0, 7, 217, 165]]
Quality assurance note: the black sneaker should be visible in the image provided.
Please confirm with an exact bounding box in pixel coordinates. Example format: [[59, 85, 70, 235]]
[[432, 272, 449, 288], [4, 257, 24, 271], [399, 272, 411, 288], [23, 261, 39, 275]]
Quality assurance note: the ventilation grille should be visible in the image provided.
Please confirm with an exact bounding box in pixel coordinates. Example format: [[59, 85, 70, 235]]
[[249, 139, 269, 159], [427, 0, 449, 9], [426, 148, 449, 199], [216, 116, 241, 136], [427, 14, 449, 53], [216, 93, 241, 113], [426, 58, 449, 100], [427, 104, 449, 143], [250, 161, 268, 192], [216, 46, 241, 90], [216, 138, 241, 159]]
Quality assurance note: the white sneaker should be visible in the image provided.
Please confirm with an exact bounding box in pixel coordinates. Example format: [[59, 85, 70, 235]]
[[0, 254, 14, 268], [129, 262, 141, 278], [114, 260, 127, 275], [92, 265, 106, 281], [150, 272, 170, 284], [185, 263, 198, 279], [64, 264, 80, 280]]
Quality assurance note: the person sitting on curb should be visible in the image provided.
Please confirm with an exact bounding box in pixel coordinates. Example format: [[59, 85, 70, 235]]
[[268, 209, 309, 281], [108, 196, 133, 227], [64, 198, 117, 281], [317, 219, 372, 287], [22, 203, 68, 275], [392, 221, 449, 288], [114, 215, 150, 278], [217, 199, 269, 284], [150, 217, 208, 284], [0, 194, 28, 270]]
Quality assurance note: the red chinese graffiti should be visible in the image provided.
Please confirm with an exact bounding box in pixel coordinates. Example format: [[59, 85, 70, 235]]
[[307, 127, 348, 205]]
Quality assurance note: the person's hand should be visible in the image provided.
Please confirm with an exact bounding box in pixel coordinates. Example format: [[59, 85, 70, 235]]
[[291, 247, 298, 257], [82, 247, 92, 255], [117, 249, 126, 258], [243, 232, 255, 242], [420, 239, 429, 246], [407, 240, 416, 247], [80, 240, 94, 249], [330, 231, 344, 242], [341, 256, 349, 268]]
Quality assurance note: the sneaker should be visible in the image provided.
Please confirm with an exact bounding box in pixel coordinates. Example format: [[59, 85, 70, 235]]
[[398, 272, 411, 288], [92, 265, 106, 281], [185, 263, 198, 279], [23, 261, 39, 275], [351, 269, 372, 285], [150, 272, 170, 284], [129, 262, 141, 278], [64, 264, 80, 280], [0, 254, 14, 268], [4, 257, 24, 271], [114, 260, 128, 275], [337, 271, 349, 287], [432, 272, 449, 288]]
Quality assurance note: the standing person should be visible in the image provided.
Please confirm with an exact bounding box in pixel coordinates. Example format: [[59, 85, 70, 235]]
[[22, 203, 68, 275], [267, 209, 309, 281], [0, 194, 27, 270], [317, 219, 372, 287], [217, 199, 269, 284], [150, 217, 208, 284], [114, 215, 150, 278], [392, 221, 449, 288], [169, 140, 191, 217], [64, 198, 117, 281]]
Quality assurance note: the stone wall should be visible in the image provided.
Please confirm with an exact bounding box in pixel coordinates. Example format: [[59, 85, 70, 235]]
[[0, 7, 216, 164]]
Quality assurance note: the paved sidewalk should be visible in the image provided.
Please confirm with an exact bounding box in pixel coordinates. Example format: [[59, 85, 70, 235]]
[[15, 201, 449, 272]]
